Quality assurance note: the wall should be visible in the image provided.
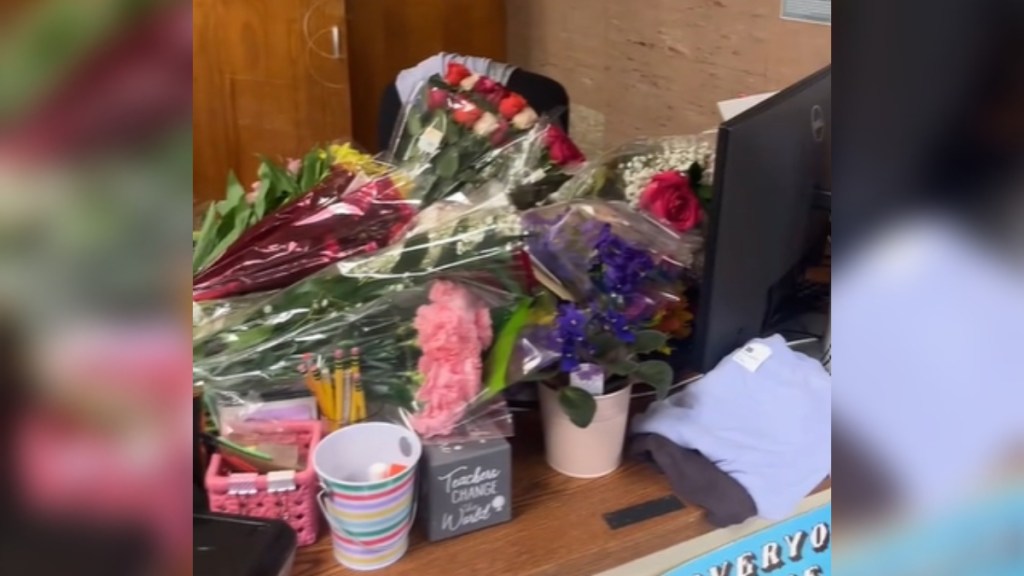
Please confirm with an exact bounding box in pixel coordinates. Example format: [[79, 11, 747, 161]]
[[506, 0, 830, 155]]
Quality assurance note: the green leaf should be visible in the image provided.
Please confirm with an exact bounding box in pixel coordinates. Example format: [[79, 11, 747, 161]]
[[436, 147, 460, 179], [226, 324, 275, 352], [389, 233, 431, 274], [633, 330, 669, 354], [224, 171, 245, 206], [483, 298, 533, 397], [590, 332, 622, 359], [299, 149, 321, 192], [253, 171, 270, 220], [404, 111, 424, 138], [609, 360, 639, 376], [686, 160, 704, 187], [633, 360, 673, 399], [558, 386, 597, 428], [516, 367, 560, 383], [192, 203, 220, 273]]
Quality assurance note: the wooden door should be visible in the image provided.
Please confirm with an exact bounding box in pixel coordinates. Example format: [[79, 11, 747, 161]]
[[193, 0, 352, 207], [345, 0, 507, 151]]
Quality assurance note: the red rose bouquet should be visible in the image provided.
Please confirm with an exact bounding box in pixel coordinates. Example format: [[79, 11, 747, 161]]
[[386, 63, 559, 206]]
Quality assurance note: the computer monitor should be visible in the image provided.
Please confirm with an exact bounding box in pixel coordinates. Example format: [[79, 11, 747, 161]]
[[690, 65, 831, 372]]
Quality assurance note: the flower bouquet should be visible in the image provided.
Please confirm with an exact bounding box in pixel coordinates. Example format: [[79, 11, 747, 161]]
[[192, 166, 418, 302], [386, 63, 576, 206], [194, 192, 535, 438], [192, 142, 384, 274], [554, 134, 716, 237]]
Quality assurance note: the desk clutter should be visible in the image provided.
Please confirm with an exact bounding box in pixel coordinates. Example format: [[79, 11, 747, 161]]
[[194, 63, 831, 572]]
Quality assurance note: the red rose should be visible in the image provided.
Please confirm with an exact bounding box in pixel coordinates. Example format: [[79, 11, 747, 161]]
[[638, 171, 701, 233], [444, 63, 472, 86], [489, 118, 510, 145], [498, 93, 527, 119], [426, 87, 448, 110], [451, 101, 483, 127], [544, 125, 585, 166]]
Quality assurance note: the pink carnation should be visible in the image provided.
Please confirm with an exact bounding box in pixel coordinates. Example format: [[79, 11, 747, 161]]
[[410, 281, 493, 437]]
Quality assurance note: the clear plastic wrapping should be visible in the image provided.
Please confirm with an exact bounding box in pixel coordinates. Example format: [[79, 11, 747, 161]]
[[522, 199, 703, 302], [192, 142, 387, 276], [385, 64, 577, 207], [192, 167, 419, 302], [553, 133, 717, 236], [194, 192, 534, 442]]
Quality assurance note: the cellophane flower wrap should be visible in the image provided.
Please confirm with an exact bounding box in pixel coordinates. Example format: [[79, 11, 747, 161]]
[[554, 134, 716, 240], [192, 165, 420, 303], [194, 189, 535, 442], [386, 63, 563, 206], [520, 199, 703, 357], [193, 142, 388, 275]]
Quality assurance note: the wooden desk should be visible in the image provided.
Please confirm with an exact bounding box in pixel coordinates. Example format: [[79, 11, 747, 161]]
[[294, 411, 828, 576]]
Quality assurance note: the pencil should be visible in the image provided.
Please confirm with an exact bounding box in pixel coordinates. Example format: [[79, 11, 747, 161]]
[[333, 349, 346, 427], [308, 354, 332, 421], [300, 358, 325, 416], [349, 347, 367, 423]]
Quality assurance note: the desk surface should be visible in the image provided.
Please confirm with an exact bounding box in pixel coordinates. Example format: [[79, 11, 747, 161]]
[[294, 411, 827, 576]]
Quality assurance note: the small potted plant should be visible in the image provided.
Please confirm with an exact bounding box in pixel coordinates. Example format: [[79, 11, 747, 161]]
[[537, 302, 673, 478], [520, 214, 686, 478]]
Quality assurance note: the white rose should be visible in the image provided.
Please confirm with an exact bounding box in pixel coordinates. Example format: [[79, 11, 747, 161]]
[[511, 107, 539, 130], [460, 74, 480, 91], [472, 112, 500, 137]]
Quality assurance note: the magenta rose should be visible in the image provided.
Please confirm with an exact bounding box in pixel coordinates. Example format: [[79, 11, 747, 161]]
[[544, 125, 585, 166], [638, 171, 701, 233], [473, 76, 506, 106], [426, 87, 448, 111]]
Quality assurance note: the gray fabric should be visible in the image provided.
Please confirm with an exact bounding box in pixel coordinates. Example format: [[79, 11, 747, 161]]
[[395, 52, 516, 104], [628, 433, 757, 528]]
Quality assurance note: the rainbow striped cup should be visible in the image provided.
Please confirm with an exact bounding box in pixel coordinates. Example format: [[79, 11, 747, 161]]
[[313, 422, 422, 571]]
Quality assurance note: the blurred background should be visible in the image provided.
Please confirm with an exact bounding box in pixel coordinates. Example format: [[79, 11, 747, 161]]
[[0, 0, 191, 574]]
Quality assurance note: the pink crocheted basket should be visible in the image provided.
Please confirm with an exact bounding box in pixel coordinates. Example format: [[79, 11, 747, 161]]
[[205, 421, 322, 546]]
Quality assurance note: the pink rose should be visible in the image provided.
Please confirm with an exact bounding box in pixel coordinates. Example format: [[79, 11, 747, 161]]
[[544, 125, 585, 166], [638, 171, 702, 233], [426, 87, 448, 111]]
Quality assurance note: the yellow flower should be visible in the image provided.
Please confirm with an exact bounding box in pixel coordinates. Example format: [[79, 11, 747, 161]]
[[656, 296, 695, 339], [326, 143, 387, 176]]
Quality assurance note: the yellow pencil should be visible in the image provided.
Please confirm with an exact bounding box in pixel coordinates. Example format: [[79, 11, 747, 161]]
[[309, 354, 333, 422], [301, 356, 325, 417], [333, 349, 346, 427], [348, 347, 367, 423]]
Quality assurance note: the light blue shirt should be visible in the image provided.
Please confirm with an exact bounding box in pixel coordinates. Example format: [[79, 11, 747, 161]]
[[633, 334, 832, 520], [395, 52, 517, 104]]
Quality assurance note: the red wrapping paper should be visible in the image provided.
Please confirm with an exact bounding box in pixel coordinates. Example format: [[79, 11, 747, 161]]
[[193, 170, 416, 301]]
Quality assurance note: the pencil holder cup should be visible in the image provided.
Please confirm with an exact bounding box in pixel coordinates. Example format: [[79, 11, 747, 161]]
[[313, 422, 422, 571], [204, 421, 322, 546]]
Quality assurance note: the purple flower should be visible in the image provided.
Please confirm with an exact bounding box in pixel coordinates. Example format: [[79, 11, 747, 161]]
[[594, 308, 635, 344], [590, 224, 654, 297], [553, 303, 589, 372]]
